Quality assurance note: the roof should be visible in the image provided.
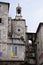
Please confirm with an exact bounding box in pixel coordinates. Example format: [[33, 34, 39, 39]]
[[35, 22, 43, 41], [26, 23, 43, 36], [26, 32, 36, 42], [26, 32, 36, 34], [0, 2, 10, 10], [36, 22, 43, 34]]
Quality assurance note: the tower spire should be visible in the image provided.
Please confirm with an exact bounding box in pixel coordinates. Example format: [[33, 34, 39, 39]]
[[18, 0, 20, 5], [15, 1, 22, 19], [16, 3, 22, 16]]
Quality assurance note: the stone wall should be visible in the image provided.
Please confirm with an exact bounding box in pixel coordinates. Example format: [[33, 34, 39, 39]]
[[0, 61, 24, 65]]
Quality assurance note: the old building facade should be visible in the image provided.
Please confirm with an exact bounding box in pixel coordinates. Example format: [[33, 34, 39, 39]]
[[35, 23, 43, 65], [0, 1, 26, 60], [0, 2, 27, 65], [0, 2, 9, 59], [0, 1, 43, 65]]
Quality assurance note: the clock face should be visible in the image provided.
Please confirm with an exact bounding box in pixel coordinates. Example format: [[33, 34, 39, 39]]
[[15, 26, 23, 35]]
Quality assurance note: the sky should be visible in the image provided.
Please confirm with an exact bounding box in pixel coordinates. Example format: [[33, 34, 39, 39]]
[[0, 0, 43, 32]]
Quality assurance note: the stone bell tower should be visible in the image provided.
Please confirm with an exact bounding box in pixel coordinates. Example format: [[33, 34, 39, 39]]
[[12, 4, 27, 41], [16, 4, 21, 16]]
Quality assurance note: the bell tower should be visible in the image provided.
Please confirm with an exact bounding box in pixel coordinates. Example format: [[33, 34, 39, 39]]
[[16, 4, 21, 16], [12, 4, 27, 41], [16, 4, 21, 14], [15, 4, 22, 19]]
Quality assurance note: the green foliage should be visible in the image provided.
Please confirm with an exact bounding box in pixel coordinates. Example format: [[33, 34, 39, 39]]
[[32, 53, 35, 57]]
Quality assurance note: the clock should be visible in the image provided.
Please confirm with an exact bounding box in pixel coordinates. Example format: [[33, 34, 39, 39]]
[[15, 26, 24, 35]]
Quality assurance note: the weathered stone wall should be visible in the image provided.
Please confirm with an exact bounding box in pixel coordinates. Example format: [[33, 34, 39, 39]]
[[0, 3, 9, 42], [0, 61, 24, 65]]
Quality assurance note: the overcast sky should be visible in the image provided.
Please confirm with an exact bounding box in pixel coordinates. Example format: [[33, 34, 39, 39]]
[[0, 0, 43, 32]]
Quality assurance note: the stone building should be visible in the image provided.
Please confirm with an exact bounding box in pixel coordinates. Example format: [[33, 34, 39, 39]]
[[0, 1, 43, 65], [0, 2, 9, 59], [35, 23, 43, 65], [25, 32, 37, 65], [0, 2, 26, 65]]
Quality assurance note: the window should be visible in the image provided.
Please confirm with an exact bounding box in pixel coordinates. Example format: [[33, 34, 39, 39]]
[[15, 47, 17, 56], [0, 44, 2, 57], [0, 18, 2, 23], [0, 43, 2, 51], [0, 5, 3, 12], [0, 5, 1, 12], [0, 30, 1, 39], [0, 45, 1, 51], [12, 46, 17, 56]]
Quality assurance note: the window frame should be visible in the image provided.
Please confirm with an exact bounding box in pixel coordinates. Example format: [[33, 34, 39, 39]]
[[0, 5, 1, 12], [12, 46, 17, 57], [0, 30, 1, 40], [0, 43, 2, 52]]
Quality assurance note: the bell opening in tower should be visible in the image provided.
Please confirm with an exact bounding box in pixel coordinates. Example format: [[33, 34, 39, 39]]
[[16, 4, 22, 16], [15, 4, 22, 19], [17, 8, 21, 14]]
